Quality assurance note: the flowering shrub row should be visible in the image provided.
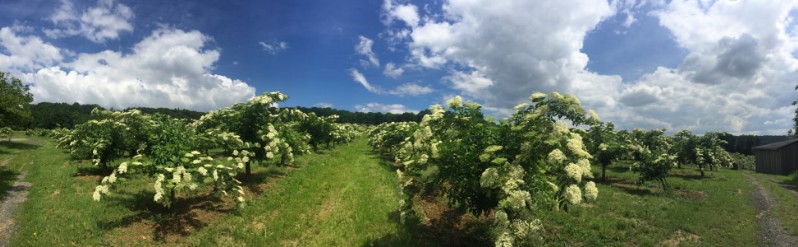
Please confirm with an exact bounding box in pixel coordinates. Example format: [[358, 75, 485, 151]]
[[369, 92, 601, 246], [56, 92, 363, 209]]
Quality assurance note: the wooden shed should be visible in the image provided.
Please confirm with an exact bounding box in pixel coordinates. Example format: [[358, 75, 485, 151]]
[[754, 139, 798, 175]]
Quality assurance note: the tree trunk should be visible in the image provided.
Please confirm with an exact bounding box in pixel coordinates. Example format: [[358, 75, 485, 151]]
[[169, 189, 177, 206], [602, 163, 607, 182], [245, 163, 251, 176]]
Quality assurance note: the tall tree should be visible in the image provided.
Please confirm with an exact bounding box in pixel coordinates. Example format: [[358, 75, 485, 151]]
[[0, 72, 33, 128], [793, 84, 798, 137], [585, 122, 622, 181]]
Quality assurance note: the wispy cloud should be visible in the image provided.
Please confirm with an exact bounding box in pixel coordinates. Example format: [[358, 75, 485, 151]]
[[259, 40, 288, 54], [349, 68, 432, 96], [383, 62, 404, 78], [44, 0, 135, 43], [355, 102, 417, 114], [355, 36, 379, 67]]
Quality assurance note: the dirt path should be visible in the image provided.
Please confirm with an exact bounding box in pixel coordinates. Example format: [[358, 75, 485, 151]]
[[0, 158, 31, 246], [744, 174, 796, 247]]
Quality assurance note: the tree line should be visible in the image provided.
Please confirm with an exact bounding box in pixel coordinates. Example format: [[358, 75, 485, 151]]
[[21, 103, 429, 130], [286, 106, 429, 124], [24, 102, 205, 129]]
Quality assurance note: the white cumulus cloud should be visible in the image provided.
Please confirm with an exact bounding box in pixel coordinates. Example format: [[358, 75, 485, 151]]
[[611, 0, 798, 134], [1, 27, 255, 111], [378, 0, 798, 134], [0, 26, 64, 72], [382, 0, 615, 109]]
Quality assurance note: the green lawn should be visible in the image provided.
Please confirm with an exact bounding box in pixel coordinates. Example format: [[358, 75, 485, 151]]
[[538, 165, 758, 246], [0, 136, 791, 246]]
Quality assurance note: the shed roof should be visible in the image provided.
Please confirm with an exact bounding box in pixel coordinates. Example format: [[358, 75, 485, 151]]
[[753, 138, 798, 151]]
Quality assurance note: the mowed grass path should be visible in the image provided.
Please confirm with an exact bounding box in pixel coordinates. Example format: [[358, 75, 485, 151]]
[[187, 137, 420, 246]]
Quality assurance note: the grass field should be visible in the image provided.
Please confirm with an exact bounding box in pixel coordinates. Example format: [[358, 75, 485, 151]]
[[0, 135, 795, 246]]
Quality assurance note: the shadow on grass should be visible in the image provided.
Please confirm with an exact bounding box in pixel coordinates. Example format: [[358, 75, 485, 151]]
[[238, 167, 288, 195], [609, 166, 634, 174], [767, 175, 798, 195], [598, 177, 626, 184], [0, 140, 40, 155], [361, 145, 493, 246], [362, 208, 493, 247], [0, 168, 20, 200], [775, 182, 798, 195], [609, 180, 660, 196], [370, 153, 400, 172], [0, 140, 38, 199], [73, 165, 113, 179], [97, 189, 237, 242], [669, 172, 709, 180], [594, 176, 660, 196]]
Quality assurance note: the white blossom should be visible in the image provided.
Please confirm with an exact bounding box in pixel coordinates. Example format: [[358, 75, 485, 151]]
[[480, 168, 500, 188], [547, 149, 566, 165], [565, 184, 582, 205], [530, 92, 546, 101], [117, 162, 128, 174], [564, 163, 582, 183], [577, 159, 592, 178], [588, 110, 600, 121], [92, 187, 102, 201], [198, 167, 208, 176], [553, 122, 568, 136], [108, 172, 117, 183], [447, 96, 463, 108], [512, 219, 535, 238], [495, 210, 509, 228], [567, 136, 591, 159], [505, 190, 531, 209], [584, 181, 598, 200], [495, 232, 514, 247]]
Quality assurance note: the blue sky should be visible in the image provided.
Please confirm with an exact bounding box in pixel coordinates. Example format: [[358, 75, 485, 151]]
[[1, 0, 798, 135]]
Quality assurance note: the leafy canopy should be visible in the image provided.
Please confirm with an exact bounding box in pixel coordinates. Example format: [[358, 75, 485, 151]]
[[0, 72, 33, 127]]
